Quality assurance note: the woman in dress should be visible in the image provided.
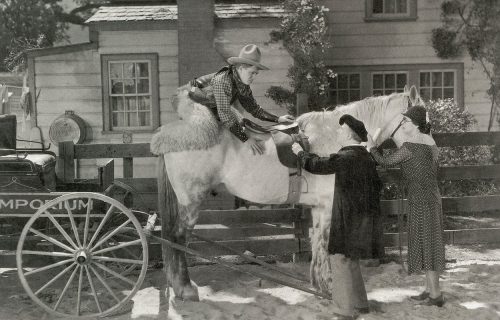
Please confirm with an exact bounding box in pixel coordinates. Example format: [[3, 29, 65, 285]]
[[367, 105, 445, 307]]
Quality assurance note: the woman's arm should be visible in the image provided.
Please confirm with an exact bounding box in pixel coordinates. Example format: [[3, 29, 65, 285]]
[[370, 145, 411, 168]]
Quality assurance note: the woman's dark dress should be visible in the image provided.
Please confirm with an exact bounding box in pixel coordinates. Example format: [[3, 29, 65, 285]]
[[371, 142, 445, 273]]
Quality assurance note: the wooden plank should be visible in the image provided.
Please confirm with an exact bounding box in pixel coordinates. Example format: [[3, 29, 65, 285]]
[[189, 226, 296, 240], [381, 195, 500, 215], [74, 143, 153, 159], [451, 228, 500, 244], [384, 228, 500, 247], [433, 132, 500, 147], [148, 238, 300, 258], [442, 195, 500, 213], [197, 209, 302, 225], [378, 165, 500, 182], [439, 165, 500, 180]]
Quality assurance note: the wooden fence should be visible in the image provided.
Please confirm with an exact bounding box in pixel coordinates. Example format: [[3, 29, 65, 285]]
[[57, 131, 500, 259]]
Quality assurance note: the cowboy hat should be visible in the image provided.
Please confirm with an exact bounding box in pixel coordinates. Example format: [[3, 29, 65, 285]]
[[227, 44, 269, 70]]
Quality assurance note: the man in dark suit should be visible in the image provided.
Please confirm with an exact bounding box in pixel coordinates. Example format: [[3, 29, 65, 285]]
[[293, 114, 383, 319]]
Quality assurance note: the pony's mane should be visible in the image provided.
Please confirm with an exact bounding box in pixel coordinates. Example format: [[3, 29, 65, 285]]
[[296, 92, 404, 131]]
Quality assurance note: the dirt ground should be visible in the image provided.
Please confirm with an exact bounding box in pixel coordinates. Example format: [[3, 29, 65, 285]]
[[1, 243, 500, 320]]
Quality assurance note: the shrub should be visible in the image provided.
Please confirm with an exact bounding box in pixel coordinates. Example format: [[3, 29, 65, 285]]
[[427, 99, 498, 197]]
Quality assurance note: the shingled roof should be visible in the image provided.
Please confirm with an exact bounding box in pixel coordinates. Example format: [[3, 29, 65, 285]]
[[86, 4, 288, 23]]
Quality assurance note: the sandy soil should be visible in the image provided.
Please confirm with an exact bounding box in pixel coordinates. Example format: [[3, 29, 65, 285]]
[[1, 244, 500, 320]]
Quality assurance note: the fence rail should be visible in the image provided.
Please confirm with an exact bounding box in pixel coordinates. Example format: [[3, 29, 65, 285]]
[[56, 131, 500, 259]]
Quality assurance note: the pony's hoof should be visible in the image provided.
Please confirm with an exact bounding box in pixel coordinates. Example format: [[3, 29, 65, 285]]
[[180, 285, 199, 302]]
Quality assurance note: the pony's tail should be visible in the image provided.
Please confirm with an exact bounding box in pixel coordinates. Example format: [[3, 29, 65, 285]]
[[157, 155, 179, 236]]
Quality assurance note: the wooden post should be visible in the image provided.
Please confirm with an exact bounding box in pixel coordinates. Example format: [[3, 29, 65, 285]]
[[99, 159, 114, 192], [296, 92, 309, 116], [293, 207, 312, 263], [123, 157, 133, 178], [57, 141, 75, 183]]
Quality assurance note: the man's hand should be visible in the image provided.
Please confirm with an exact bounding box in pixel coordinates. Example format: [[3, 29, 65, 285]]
[[366, 133, 376, 150], [246, 137, 265, 155], [291, 142, 303, 155], [278, 114, 295, 124]]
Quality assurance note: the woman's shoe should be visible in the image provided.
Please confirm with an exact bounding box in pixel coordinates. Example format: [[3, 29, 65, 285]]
[[410, 291, 429, 301], [423, 294, 445, 307]]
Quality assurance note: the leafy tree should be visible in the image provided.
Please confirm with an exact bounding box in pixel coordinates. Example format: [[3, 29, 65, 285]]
[[266, 0, 333, 115], [431, 0, 500, 130], [0, 0, 107, 72]]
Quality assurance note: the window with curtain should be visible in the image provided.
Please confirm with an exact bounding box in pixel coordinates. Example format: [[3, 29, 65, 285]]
[[101, 54, 159, 132]]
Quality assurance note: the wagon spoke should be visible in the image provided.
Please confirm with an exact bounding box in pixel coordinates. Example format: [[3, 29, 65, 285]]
[[76, 266, 83, 316], [93, 262, 136, 286], [53, 263, 79, 311], [89, 265, 121, 303], [87, 205, 115, 249], [64, 200, 82, 248], [83, 198, 92, 247], [42, 209, 79, 250], [35, 263, 76, 295], [25, 258, 74, 276], [85, 265, 103, 313], [92, 256, 143, 265], [117, 242, 141, 260], [22, 250, 74, 258], [29, 228, 76, 253], [90, 219, 132, 252], [92, 239, 142, 256]]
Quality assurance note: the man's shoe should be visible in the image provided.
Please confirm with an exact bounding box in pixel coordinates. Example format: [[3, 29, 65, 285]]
[[355, 307, 369, 314], [332, 312, 357, 320], [410, 291, 429, 301], [423, 294, 445, 307]]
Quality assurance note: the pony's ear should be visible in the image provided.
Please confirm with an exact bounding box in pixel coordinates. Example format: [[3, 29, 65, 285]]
[[404, 85, 409, 93], [409, 85, 418, 105]]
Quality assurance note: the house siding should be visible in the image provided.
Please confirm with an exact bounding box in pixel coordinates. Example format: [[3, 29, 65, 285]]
[[325, 0, 494, 130]]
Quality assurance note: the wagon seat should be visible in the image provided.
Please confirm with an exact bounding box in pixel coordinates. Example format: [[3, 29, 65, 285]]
[[0, 114, 56, 191]]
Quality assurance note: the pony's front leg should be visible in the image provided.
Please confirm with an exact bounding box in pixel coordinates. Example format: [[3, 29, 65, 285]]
[[162, 203, 200, 301], [309, 205, 333, 294]]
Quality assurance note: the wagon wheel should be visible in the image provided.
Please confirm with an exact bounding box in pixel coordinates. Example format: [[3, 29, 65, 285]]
[[16, 192, 149, 318], [99, 227, 143, 277]]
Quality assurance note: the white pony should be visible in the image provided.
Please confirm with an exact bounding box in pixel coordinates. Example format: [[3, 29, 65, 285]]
[[151, 85, 423, 300]]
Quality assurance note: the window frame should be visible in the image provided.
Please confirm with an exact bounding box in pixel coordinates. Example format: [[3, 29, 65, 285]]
[[365, 0, 417, 22], [371, 71, 409, 96], [328, 72, 362, 105], [418, 69, 457, 102], [329, 63, 464, 108], [101, 53, 159, 133]]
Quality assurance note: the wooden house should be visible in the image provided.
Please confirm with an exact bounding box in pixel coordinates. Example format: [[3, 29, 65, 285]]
[[25, 0, 495, 179]]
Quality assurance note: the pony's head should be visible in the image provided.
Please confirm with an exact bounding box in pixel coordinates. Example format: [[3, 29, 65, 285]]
[[370, 85, 424, 145], [296, 85, 423, 153]]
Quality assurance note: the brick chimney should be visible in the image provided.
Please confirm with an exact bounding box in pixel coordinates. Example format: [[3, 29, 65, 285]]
[[177, 0, 225, 85]]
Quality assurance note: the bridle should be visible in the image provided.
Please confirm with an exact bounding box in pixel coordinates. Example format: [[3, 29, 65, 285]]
[[385, 94, 416, 140]]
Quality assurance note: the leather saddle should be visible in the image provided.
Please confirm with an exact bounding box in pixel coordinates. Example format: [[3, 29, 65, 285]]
[[241, 118, 310, 168]]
